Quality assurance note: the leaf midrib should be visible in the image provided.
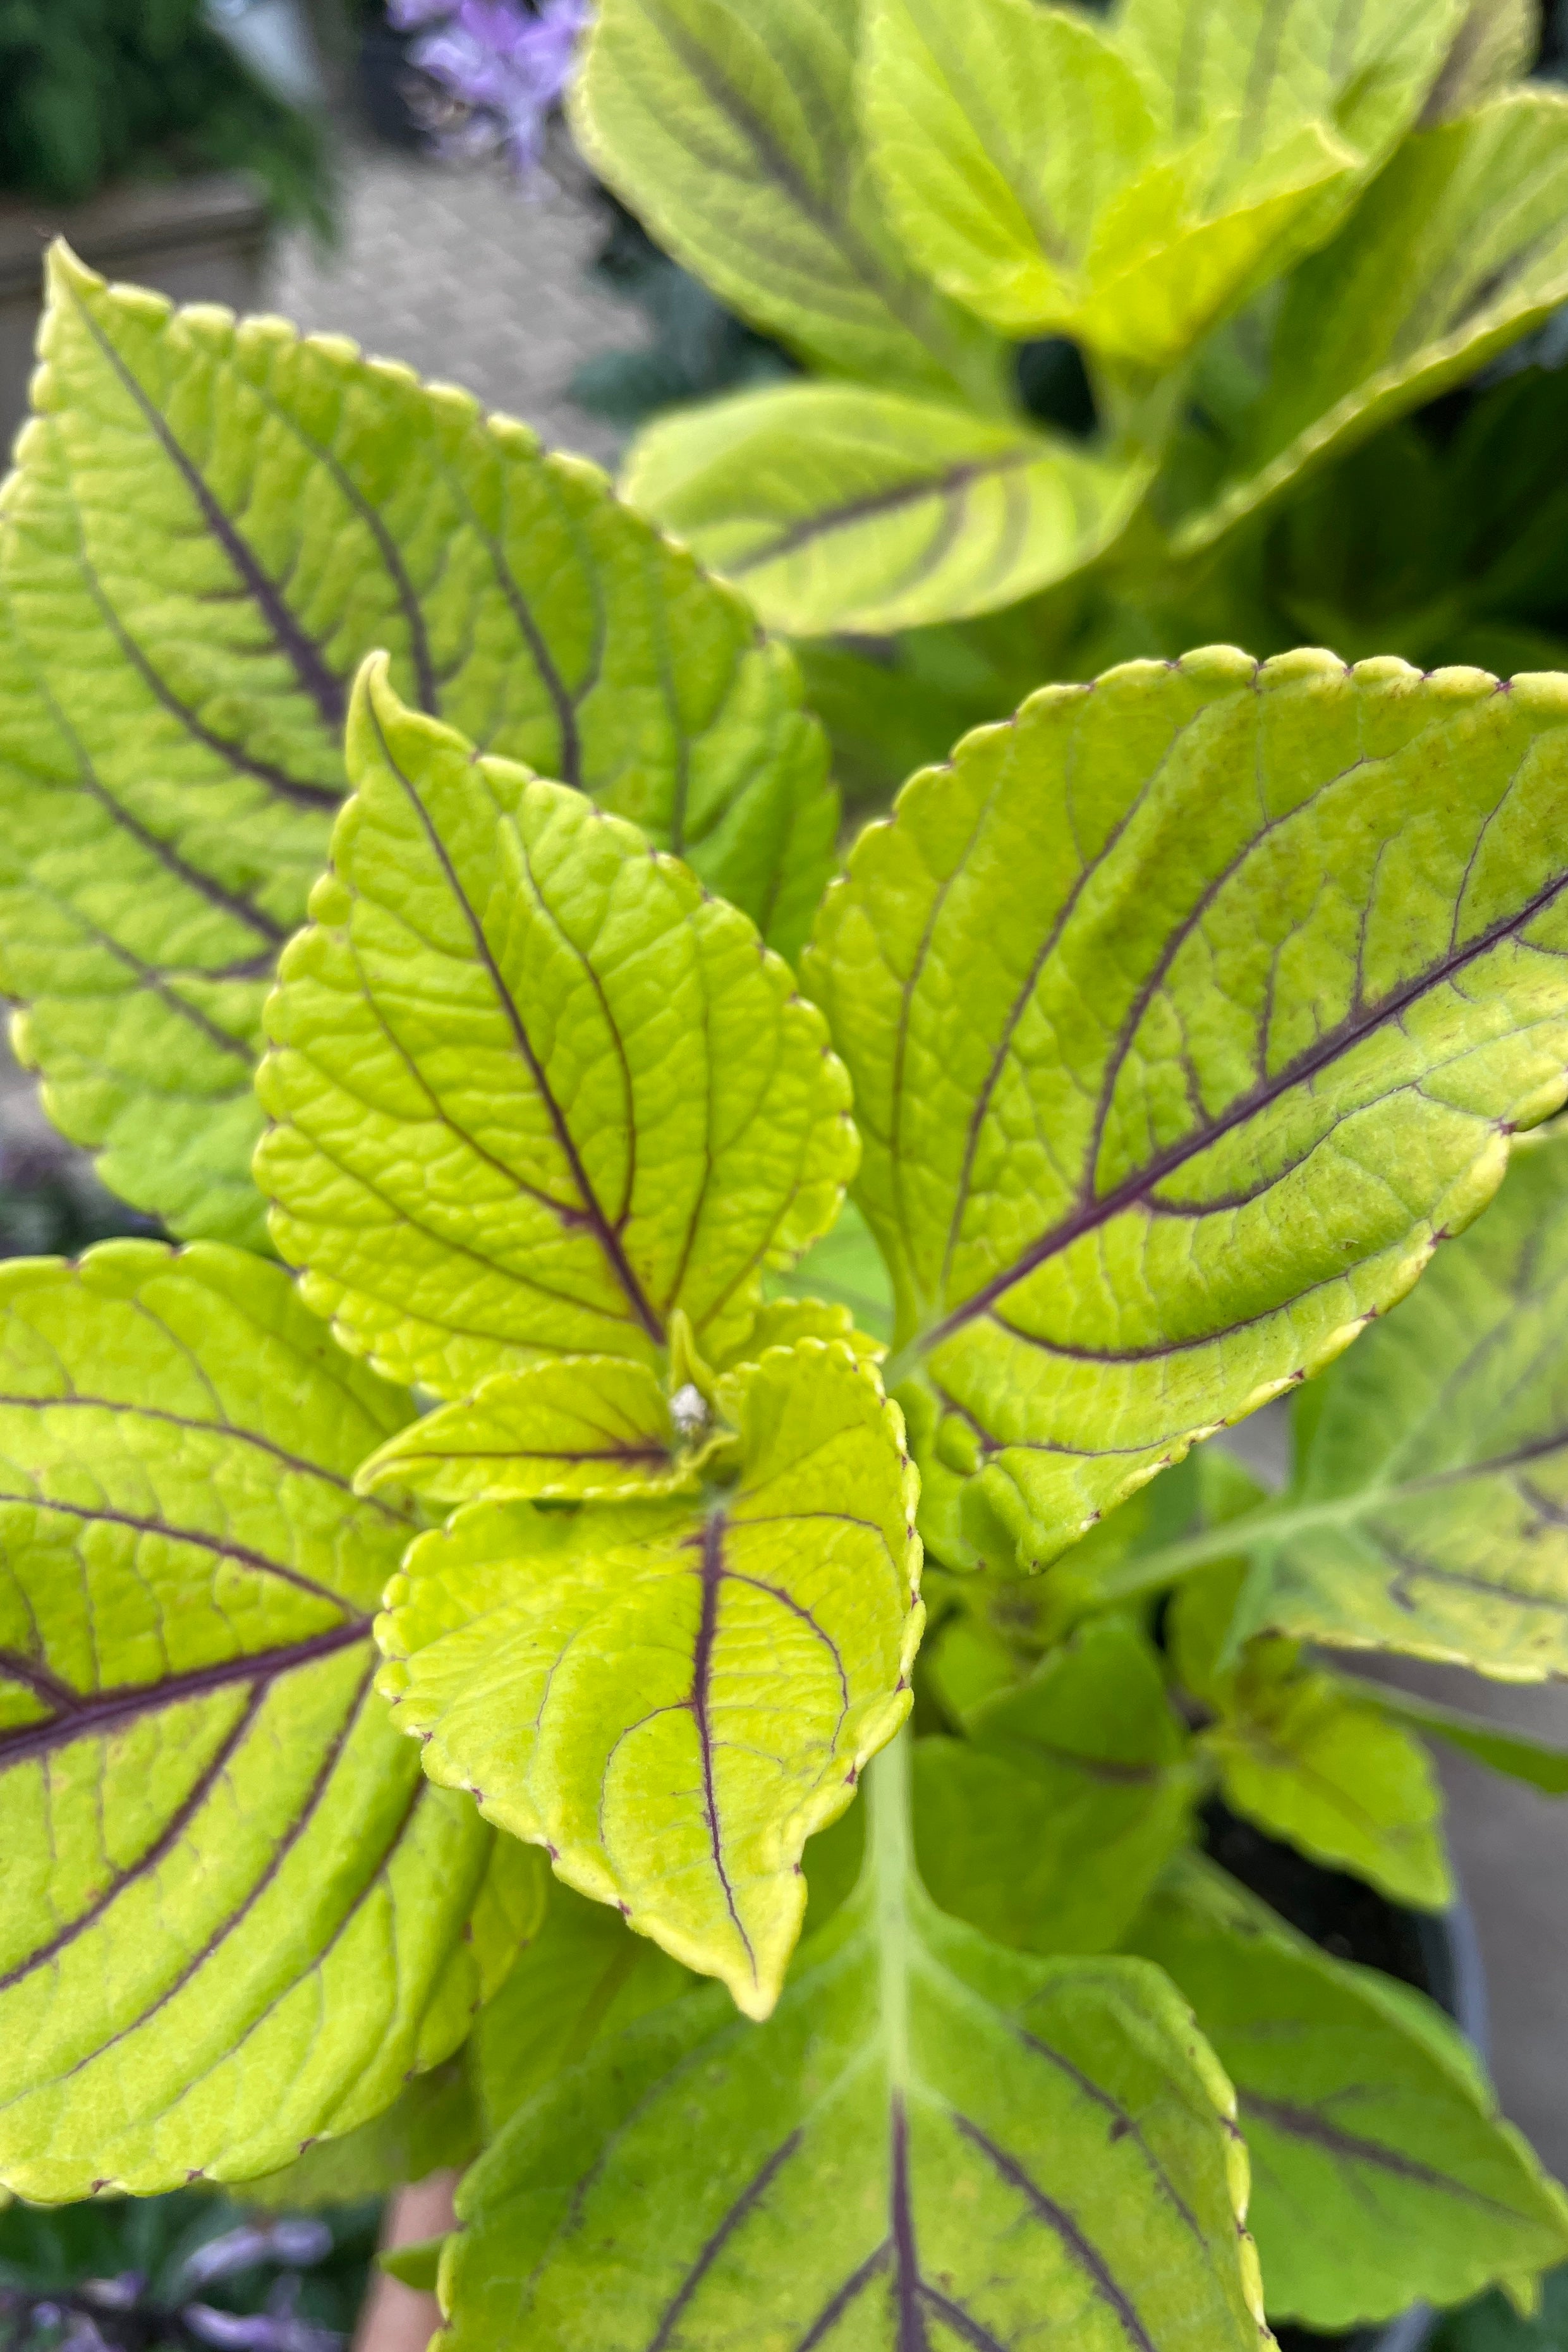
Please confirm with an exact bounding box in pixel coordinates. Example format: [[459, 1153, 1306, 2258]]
[[906, 832, 1568, 1371], [367, 698, 665, 1348], [0, 1617, 370, 1770]]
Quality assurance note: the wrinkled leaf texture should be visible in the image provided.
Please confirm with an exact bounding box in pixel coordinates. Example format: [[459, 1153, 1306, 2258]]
[[805, 647, 1568, 1573], [0, 1245, 541, 2202], [376, 1341, 923, 2018], [624, 381, 1149, 637], [0, 248, 837, 1249], [257, 660, 856, 1399]]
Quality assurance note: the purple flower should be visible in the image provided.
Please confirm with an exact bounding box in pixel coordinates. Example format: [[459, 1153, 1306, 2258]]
[[387, 0, 591, 181]]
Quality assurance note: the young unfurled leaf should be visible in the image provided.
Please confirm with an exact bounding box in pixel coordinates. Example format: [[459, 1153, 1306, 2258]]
[[1234, 1133, 1568, 1679], [1127, 1855, 1568, 2329], [440, 1736, 1268, 2352], [356, 1357, 715, 1506], [256, 661, 855, 1400], [0, 1243, 542, 2202], [1205, 1680, 1449, 1908], [1169, 1563, 1450, 1907], [864, 0, 1356, 368], [806, 648, 1568, 1573], [1171, 94, 1568, 558], [0, 250, 837, 1250], [569, 0, 1006, 413], [623, 382, 1147, 637], [1067, 123, 1356, 371], [914, 1618, 1198, 1953], [375, 1341, 922, 2018], [1115, 0, 1465, 180]]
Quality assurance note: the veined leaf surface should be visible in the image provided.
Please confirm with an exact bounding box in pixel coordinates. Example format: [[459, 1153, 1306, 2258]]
[[624, 382, 1149, 636], [0, 250, 837, 1249], [863, 0, 1356, 367], [861, 0, 1157, 339], [569, 0, 1006, 411], [1170, 94, 1568, 557], [1113, 0, 1464, 174], [0, 1243, 540, 2202], [440, 1733, 1268, 2352], [915, 1617, 1198, 1953], [805, 648, 1568, 1572], [1234, 1133, 1568, 1679], [355, 1357, 710, 1507], [1127, 1856, 1568, 2329], [256, 663, 855, 1399], [375, 1341, 922, 2018], [1419, 0, 1539, 121]]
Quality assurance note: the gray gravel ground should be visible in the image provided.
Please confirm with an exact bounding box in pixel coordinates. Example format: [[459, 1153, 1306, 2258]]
[[265, 130, 638, 464]]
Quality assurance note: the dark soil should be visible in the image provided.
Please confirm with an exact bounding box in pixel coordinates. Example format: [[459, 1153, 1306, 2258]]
[[1202, 1801, 1458, 2352]]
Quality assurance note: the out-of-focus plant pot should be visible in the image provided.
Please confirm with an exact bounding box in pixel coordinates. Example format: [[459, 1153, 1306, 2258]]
[[0, 172, 269, 451]]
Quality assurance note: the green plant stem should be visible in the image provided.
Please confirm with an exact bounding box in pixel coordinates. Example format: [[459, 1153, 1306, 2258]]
[[1078, 1489, 1385, 1608]]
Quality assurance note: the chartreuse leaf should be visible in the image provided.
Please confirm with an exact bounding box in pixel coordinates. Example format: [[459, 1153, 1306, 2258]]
[[1126, 1855, 1568, 2329], [1420, 0, 1540, 121], [1171, 1564, 1450, 1907], [241, 2057, 480, 2209], [623, 382, 1148, 638], [1230, 1132, 1568, 1679], [375, 1340, 922, 2019], [1114, 0, 1465, 180], [863, 0, 1356, 369], [471, 1884, 696, 2137], [0, 248, 837, 1251], [439, 1732, 1268, 2352], [255, 660, 856, 1401], [861, 0, 1158, 340], [356, 1357, 714, 1507], [569, 0, 1005, 413], [0, 1242, 543, 2203], [635, 386, 1152, 644], [913, 1618, 1199, 1954], [1340, 1676, 1568, 1796], [1170, 93, 1568, 558], [806, 648, 1568, 1576]]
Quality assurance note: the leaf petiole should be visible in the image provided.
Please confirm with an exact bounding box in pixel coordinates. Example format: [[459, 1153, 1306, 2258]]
[[1067, 1489, 1383, 1612]]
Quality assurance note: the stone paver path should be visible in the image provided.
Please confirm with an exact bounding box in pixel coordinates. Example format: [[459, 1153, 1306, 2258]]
[[267, 134, 639, 465]]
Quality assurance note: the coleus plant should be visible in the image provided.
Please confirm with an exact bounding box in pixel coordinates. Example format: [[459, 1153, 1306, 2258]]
[[4, 248, 1568, 2350], [566, 0, 1568, 792]]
